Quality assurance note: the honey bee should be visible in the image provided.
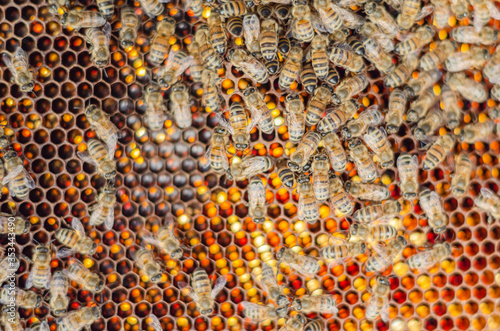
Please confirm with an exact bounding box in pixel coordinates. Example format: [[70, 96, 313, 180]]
[[276, 246, 321, 276], [440, 84, 462, 129], [395, 25, 434, 55], [365, 276, 390, 322], [276, 158, 295, 188], [357, 22, 395, 53], [364, 236, 407, 273], [179, 268, 227, 315], [311, 152, 330, 202], [170, 82, 192, 129], [157, 50, 194, 89], [300, 62, 318, 94], [208, 12, 227, 56], [55, 217, 97, 258], [61, 10, 106, 30], [297, 174, 320, 224], [200, 69, 223, 113], [484, 49, 500, 84], [229, 49, 269, 84], [217, 101, 252, 151], [196, 26, 223, 70], [397, 154, 419, 199], [289, 130, 322, 170], [313, 0, 343, 33], [279, 45, 302, 90], [445, 72, 489, 102], [332, 74, 369, 104], [65, 257, 104, 292], [459, 118, 495, 143], [2, 150, 35, 200], [304, 319, 325, 331], [329, 174, 354, 216], [185, 0, 203, 17], [260, 18, 279, 62], [247, 176, 267, 223], [291, 2, 315, 42], [341, 105, 384, 140], [349, 223, 398, 245], [354, 200, 401, 223], [323, 133, 347, 173], [134, 247, 163, 283], [281, 314, 307, 331], [0, 211, 30, 235], [84, 104, 119, 149], [149, 18, 176, 66], [471, 0, 500, 32], [89, 184, 116, 230], [77, 139, 116, 181], [413, 108, 445, 141], [2, 48, 34, 93], [348, 140, 379, 184], [317, 100, 359, 134], [386, 89, 407, 134], [362, 37, 395, 74], [241, 301, 288, 323], [143, 84, 167, 131], [450, 0, 470, 18], [56, 306, 102, 331], [229, 156, 274, 181], [306, 86, 332, 126], [243, 87, 274, 135], [345, 181, 389, 201], [419, 189, 448, 234], [406, 88, 438, 123], [364, 2, 399, 38], [274, 3, 292, 21], [218, 1, 247, 17], [0, 255, 19, 285], [187, 41, 204, 83], [26, 243, 52, 289], [396, 0, 434, 30], [259, 262, 288, 306], [226, 17, 244, 38], [292, 295, 338, 314], [450, 153, 473, 197], [422, 133, 455, 170], [27, 321, 50, 331], [451, 26, 499, 45], [119, 6, 140, 50], [321, 239, 366, 265], [430, 0, 451, 29], [332, 5, 365, 30], [49, 271, 70, 317], [405, 69, 442, 98], [144, 217, 184, 259], [475, 188, 500, 222], [407, 242, 452, 272], [328, 45, 365, 73], [0, 287, 41, 309], [385, 53, 419, 88], [284, 93, 306, 144], [445, 47, 489, 73], [419, 40, 457, 71]]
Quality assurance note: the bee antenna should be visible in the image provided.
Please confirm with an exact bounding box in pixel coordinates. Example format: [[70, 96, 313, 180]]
[[33, 238, 40, 245], [102, 68, 108, 79]]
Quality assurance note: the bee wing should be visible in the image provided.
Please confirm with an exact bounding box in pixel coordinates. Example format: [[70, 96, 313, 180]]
[[26, 267, 35, 288], [40, 321, 50, 331], [70, 217, 85, 236], [176, 56, 194, 77], [2, 52, 16, 75], [2, 165, 24, 185], [214, 113, 235, 135], [310, 13, 329, 33], [331, 5, 365, 29], [243, 14, 260, 43], [286, 109, 303, 131], [149, 314, 162, 331], [415, 5, 434, 21], [328, 234, 348, 246], [89, 203, 104, 226], [211, 274, 227, 299], [77, 151, 100, 167], [380, 299, 390, 323], [55, 247, 76, 259], [178, 282, 199, 301], [23, 169, 35, 189], [4, 323, 13, 331], [420, 190, 444, 215], [240, 301, 267, 318], [143, 235, 164, 249], [486, 0, 500, 19], [480, 187, 500, 203], [106, 134, 118, 160], [102, 22, 112, 45], [298, 194, 305, 221], [363, 127, 385, 151], [104, 207, 114, 230]]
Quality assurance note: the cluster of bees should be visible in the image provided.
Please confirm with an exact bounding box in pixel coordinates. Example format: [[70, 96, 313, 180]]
[[0, 0, 500, 328]]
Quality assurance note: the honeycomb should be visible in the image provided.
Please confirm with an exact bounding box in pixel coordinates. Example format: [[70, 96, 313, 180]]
[[2, 0, 500, 330]]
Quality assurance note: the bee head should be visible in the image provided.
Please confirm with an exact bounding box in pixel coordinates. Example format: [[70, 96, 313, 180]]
[[413, 127, 426, 140], [277, 294, 289, 307], [85, 104, 99, 116], [276, 247, 285, 260], [150, 273, 162, 283], [95, 280, 104, 292], [171, 248, 183, 259], [331, 94, 341, 104], [36, 294, 42, 307], [359, 242, 367, 254], [364, 2, 376, 14], [54, 309, 67, 316], [24, 221, 31, 233], [243, 87, 255, 97], [90, 242, 98, 255], [292, 298, 302, 310], [61, 13, 68, 24], [201, 308, 213, 315], [350, 223, 359, 236], [296, 313, 306, 324], [121, 37, 135, 48], [92, 306, 102, 318], [377, 276, 390, 286], [403, 191, 417, 199], [276, 306, 288, 318], [397, 235, 408, 246], [104, 170, 116, 179]]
